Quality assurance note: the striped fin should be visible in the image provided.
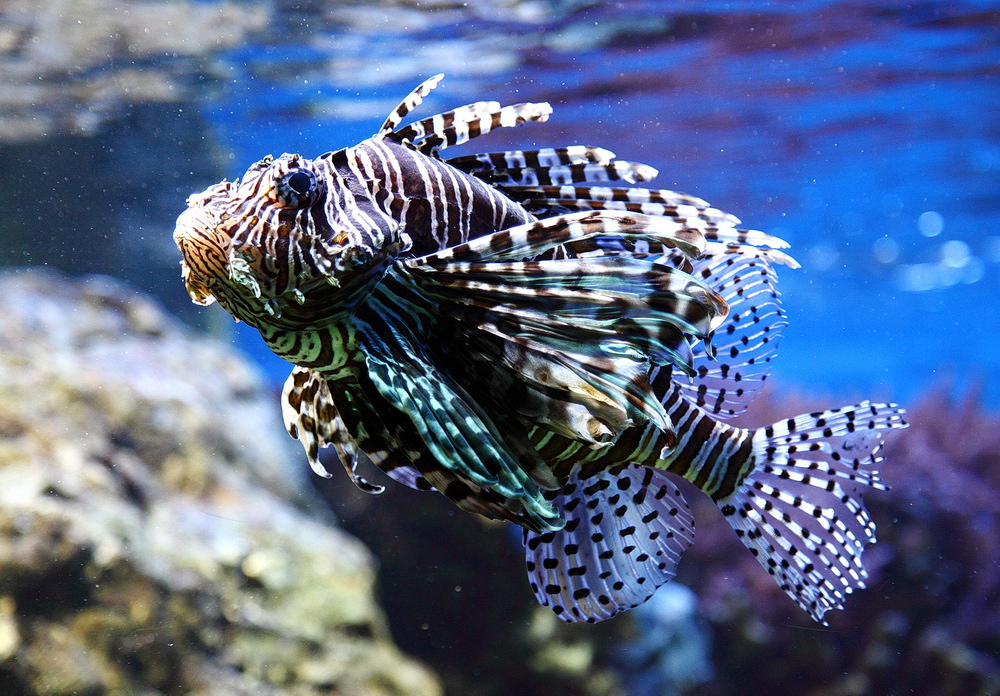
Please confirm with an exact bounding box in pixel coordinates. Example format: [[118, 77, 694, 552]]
[[376, 73, 444, 136], [392, 101, 553, 155], [675, 244, 790, 418], [319, 362, 560, 528], [504, 185, 791, 250], [445, 146, 615, 173], [281, 366, 389, 493], [357, 294, 564, 531], [523, 465, 694, 623], [397, 255, 727, 440], [401, 210, 706, 266], [475, 161, 657, 187], [718, 402, 908, 623], [389, 100, 500, 142]]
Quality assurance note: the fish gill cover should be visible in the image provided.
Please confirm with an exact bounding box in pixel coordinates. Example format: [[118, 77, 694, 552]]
[[172, 75, 908, 627]]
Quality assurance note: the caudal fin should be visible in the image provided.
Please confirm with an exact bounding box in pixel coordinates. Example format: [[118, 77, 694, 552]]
[[716, 401, 907, 623]]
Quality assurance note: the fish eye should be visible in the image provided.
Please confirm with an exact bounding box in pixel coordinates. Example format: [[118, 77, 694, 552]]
[[276, 168, 318, 208]]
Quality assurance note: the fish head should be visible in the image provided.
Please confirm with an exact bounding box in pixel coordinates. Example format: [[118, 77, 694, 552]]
[[173, 151, 404, 329]]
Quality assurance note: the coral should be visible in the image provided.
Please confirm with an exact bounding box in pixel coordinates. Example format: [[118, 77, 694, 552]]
[[0, 268, 440, 696]]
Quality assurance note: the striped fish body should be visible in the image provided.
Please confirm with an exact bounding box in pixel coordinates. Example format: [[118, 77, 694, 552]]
[[174, 75, 908, 628]]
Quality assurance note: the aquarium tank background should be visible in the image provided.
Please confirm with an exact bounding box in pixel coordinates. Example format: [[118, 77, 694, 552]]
[[0, 2, 997, 696]]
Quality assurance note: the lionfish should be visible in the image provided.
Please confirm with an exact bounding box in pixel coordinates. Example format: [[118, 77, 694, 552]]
[[174, 75, 907, 624]]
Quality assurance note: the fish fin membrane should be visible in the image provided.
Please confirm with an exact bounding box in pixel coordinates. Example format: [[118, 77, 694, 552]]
[[675, 243, 790, 419], [717, 402, 908, 624], [358, 293, 564, 531], [523, 465, 694, 623], [332, 365, 554, 528], [399, 252, 727, 440]]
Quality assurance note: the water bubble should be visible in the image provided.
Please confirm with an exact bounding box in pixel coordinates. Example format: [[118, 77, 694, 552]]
[[917, 211, 944, 237], [963, 256, 985, 284], [807, 243, 839, 271], [939, 240, 970, 268], [984, 237, 1000, 262], [898, 263, 937, 292], [881, 194, 904, 218], [872, 237, 899, 264]]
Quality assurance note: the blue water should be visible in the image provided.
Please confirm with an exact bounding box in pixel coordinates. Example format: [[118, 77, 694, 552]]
[[199, 0, 1000, 407]]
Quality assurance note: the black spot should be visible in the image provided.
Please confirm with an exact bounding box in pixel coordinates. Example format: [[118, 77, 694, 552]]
[[573, 588, 591, 600], [543, 558, 559, 569], [545, 584, 562, 595]]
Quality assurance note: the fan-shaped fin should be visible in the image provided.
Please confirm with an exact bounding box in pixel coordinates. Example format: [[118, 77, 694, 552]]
[[675, 244, 790, 418], [523, 465, 694, 623], [719, 402, 908, 623]]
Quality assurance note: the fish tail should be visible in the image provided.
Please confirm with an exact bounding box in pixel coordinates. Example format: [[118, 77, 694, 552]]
[[716, 401, 908, 623]]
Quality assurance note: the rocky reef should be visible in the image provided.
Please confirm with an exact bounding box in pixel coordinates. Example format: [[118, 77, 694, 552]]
[[0, 269, 440, 696]]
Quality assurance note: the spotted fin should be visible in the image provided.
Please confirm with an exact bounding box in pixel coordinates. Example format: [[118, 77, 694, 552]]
[[401, 210, 707, 266], [523, 465, 694, 623], [718, 402, 908, 623], [675, 244, 792, 418], [473, 160, 658, 187]]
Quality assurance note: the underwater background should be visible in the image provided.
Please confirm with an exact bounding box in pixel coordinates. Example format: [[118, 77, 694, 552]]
[[0, 1, 998, 695]]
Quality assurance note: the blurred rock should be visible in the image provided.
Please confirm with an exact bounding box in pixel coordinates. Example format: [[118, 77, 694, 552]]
[[315, 463, 627, 696], [0, 0, 269, 143], [0, 268, 440, 696]]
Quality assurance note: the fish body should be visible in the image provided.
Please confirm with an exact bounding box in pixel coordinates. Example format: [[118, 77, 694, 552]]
[[174, 76, 907, 625]]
